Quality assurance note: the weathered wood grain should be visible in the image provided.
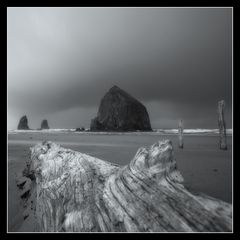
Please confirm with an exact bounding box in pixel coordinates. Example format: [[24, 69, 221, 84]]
[[21, 140, 232, 232]]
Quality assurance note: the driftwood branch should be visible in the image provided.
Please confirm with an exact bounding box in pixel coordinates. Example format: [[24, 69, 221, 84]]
[[21, 140, 232, 232]]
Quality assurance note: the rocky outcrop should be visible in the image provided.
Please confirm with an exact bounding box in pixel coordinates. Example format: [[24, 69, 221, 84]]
[[20, 140, 232, 232], [90, 86, 152, 131], [41, 120, 49, 129], [17, 115, 30, 130], [76, 127, 85, 131]]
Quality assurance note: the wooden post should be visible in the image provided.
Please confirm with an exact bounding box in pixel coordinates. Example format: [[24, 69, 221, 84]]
[[218, 100, 227, 150], [19, 141, 232, 232], [178, 119, 184, 148]]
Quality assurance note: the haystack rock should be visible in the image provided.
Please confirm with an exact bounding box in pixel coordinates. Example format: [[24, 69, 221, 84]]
[[90, 86, 152, 131], [17, 115, 30, 130], [41, 120, 49, 129]]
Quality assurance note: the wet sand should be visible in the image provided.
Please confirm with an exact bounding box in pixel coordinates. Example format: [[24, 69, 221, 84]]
[[8, 132, 232, 232]]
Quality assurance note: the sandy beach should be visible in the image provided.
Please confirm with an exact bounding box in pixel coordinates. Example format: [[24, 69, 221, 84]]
[[8, 131, 232, 232]]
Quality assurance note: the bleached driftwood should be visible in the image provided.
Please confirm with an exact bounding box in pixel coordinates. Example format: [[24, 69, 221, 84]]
[[218, 100, 227, 150], [22, 140, 232, 232], [178, 119, 184, 149]]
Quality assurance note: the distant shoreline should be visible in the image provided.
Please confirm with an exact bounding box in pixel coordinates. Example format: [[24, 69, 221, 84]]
[[7, 129, 232, 136]]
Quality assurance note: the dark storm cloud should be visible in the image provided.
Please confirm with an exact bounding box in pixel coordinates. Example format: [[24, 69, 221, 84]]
[[7, 7, 232, 129]]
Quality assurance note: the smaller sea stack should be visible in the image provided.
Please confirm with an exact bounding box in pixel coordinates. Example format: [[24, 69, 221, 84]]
[[41, 120, 49, 129], [17, 115, 30, 130]]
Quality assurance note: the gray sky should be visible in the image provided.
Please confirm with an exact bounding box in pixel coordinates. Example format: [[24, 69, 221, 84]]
[[7, 7, 232, 130]]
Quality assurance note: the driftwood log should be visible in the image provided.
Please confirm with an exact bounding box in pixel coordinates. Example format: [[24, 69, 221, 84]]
[[20, 140, 232, 232], [218, 100, 227, 150], [178, 119, 184, 149]]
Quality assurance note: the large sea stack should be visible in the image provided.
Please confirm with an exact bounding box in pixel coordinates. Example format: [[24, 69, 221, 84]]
[[90, 86, 152, 131], [41, 120, 49, 129], [17, 115, 30, 130]]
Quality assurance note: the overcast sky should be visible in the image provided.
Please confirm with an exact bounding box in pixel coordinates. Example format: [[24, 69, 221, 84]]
[[7, 7, 232, 130]]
